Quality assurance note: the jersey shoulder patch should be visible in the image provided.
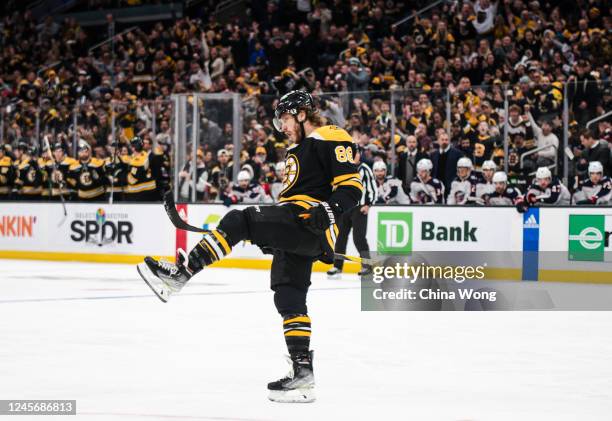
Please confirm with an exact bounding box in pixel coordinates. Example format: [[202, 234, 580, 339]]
[[90, 158, 105, 167], [69, 161, 81, 171], [309, 125, 352, 142]]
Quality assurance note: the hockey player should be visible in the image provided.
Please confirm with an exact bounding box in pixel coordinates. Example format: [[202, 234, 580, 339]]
[[13, 142, 43, 200], [68, 141, 107, 201], [573, 161, 611, 205], [409, 158, 445, 204], [524, 167, 571, 206], [137, 91, 362, 403], [269, 161, 285, 202], [123, 136, 159, 201], [221, 169, 272, 204], [41, 142, 77, 201], [475, 160, 497, 204], [447, 157, 481, 205], [105, 142, 128, 202], [0, 145, 15, 200], [487, 171, 524, 207], [373, 160, 410, 204]]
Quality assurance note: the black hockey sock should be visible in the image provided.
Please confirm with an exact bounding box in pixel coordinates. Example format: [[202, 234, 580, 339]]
[[187, 229, 232, 274], [282, 314, 311, 357]]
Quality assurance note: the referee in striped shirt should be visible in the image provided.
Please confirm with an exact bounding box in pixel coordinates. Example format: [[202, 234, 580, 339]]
[[328, 146, 378, 278]]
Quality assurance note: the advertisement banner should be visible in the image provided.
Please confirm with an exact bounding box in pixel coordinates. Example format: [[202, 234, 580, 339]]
[[1, 203, 610, 282], [368, 207, 523, 252], [0, 203, 175, 258]]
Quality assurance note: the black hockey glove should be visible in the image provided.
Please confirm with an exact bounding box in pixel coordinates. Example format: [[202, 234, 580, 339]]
[[299, 202, 339, 233], [515, 200, 529, 214]]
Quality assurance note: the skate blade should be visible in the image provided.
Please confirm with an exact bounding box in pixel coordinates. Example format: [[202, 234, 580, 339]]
[[137, 263, 169, 303], [327, 273, 341, 280], [268, 388, 316, 403]]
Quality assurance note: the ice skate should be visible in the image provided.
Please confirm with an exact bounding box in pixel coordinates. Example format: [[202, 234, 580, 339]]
[[326, 267, 342, 280], [358, 265, 373, 277], [137, 248, 193, 303], [268, 351, 315, 403]]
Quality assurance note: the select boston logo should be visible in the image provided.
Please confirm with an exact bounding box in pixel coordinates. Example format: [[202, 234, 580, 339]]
[[70, 208, 133, 246]]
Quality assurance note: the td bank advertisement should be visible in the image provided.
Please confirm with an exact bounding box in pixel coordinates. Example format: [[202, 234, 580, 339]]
[[370, 207, 523, 253]]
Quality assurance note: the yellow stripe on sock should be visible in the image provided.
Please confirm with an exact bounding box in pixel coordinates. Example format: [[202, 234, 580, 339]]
[[199, 238, 218, 261], [284, 330, 311, 337], [283, 316, 311, 325], [212, 230, 231, 255]]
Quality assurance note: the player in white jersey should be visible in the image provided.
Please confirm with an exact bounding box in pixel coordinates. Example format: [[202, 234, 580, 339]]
[[409, 158, 445, 204], [269, 162, 285, 202], [223, 170, 272, 205], [372, 160, 410, 204], [487, 171, 525, 208], [475, 160, 497, 204], [447, 157, 482, 205], [573, 161, 612, 205], [524, 167, 571, 206]]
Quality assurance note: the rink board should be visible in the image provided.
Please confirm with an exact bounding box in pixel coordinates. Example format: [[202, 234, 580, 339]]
[[0, 202, 610, 283]]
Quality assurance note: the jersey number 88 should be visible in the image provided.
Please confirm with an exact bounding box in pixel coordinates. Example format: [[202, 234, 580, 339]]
[[334, 146, 354, 163]]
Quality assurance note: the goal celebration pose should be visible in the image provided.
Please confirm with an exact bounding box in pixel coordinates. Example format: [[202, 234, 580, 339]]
[[137, 91, 363, 403]]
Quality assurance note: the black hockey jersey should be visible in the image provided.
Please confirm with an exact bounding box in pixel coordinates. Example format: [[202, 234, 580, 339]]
[[41, 156, 78, 198], [0, 155, 14, 197], [278, 125, 363, 252], [124, 151, 158, 196], [13, 156, 43, 197], [68, 158, 107, 200], [278, 125, 363, 210]]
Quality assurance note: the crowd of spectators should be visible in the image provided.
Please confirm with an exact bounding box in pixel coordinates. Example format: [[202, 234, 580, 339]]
[[0, 0, 610, 205]]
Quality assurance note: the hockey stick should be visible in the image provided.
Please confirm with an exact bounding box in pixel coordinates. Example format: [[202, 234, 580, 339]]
[[162, 191, 379, 266], [43, 135, 68, 227]]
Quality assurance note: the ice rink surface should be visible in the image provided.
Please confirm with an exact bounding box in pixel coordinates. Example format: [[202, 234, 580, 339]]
[[1, 259, 611, 421]]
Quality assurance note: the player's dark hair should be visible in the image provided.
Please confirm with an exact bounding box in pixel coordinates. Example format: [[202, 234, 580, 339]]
[[580, 128, 594, 140]]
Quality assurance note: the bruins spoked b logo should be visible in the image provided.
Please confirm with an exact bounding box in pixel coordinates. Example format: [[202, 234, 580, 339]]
[[80, 171, 92, 186], [281, 154, 299, 193]]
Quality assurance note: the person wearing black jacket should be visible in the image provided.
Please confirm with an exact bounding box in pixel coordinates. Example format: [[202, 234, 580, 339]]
[[431, 131, 464, 195], [567, 62, 601, 126], [578, 129, 610, 176], [396, 135, 429, 195]]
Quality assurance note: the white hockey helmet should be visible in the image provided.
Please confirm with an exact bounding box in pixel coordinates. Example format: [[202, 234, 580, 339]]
[[275, 161, 285, 174], [372, 160, 387, 172], [457, 157, 473, 169], [535, 166, 552, 180], [482, 160, 496, 171], [237, 170, 251, 182], [492, 171, 508, 183], [416, 158, 433, 172], [588, 161, 604, 174]]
